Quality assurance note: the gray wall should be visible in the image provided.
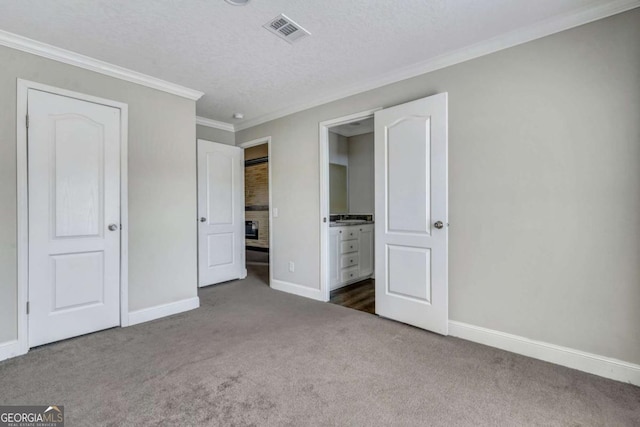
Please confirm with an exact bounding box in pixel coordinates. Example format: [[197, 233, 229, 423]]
[[0, 46, 198, 344], [196, 124, 235, 145], [347, 132, 374, 214], [237, 10, 640, 364], [328, 131, 348, 166]]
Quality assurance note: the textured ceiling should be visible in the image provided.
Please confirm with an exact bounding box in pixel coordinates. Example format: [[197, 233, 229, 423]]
[[0, 0, 621, 128]]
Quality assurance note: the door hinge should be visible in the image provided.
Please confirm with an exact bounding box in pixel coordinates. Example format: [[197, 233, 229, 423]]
[[26, 115, 29, 129], [26, 301, 30, 315]]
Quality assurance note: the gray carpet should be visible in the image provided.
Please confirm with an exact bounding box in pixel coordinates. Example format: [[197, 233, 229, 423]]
[[1, 265, 638, 426]]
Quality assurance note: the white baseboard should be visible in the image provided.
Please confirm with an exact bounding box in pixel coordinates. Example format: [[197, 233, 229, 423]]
[[0, 340, 23, 363], [271, 279, 326, 302], [128, 297, 200, 326], [449, 320, 640, 386]]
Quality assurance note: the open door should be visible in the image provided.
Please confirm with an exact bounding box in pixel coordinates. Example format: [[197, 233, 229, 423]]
[[374, 93, 448, 335], [197, 140, 246, 287]]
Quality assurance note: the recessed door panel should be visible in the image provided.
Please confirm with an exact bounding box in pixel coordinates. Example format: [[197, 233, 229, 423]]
[[207, 233, 234, 267], [53, 116, 104, 238], [387, 117, 430, 235], [52, 251, 104, 311], [207, 152, 234, 225], [387, 245, 431, 303]]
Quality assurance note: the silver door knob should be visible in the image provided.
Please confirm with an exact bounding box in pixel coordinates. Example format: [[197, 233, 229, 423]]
[[200, 217, 206, 222], [434, 221, 444, 229], [108, 224, 118, 231]]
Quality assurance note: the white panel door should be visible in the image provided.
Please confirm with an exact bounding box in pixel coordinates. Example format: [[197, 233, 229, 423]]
[[28, 89, 121, 347], [197, 140, 245, 286], [374, 93, 448, 335]]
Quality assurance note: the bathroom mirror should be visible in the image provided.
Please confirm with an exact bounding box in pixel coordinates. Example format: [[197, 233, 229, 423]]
[[329, 163, 348, 213]]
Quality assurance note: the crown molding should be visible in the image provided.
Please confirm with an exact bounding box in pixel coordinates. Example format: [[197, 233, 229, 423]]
[[234, 0, 640, 131], [196, 116, 235, 132], [0, 29, 204, 101]]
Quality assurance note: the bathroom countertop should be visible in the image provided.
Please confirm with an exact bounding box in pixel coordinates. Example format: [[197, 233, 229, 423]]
[[329, 221, 374, 227]]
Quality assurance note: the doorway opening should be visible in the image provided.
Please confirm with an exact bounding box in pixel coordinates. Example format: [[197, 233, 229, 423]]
[[240, 137, 272, 287], [321, 113, 377, 314]]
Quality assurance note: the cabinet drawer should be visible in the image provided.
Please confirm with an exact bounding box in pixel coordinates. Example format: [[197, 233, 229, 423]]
[[340, 240, 359, 254], [341, 267, 359, 283], [340, 228, 358, 241], [341, 254, 359, 269]]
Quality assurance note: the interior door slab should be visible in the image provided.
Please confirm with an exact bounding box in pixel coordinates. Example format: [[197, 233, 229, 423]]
[[28, 89, 121, 347], [198, 140, 246, 286], [374, 93, 448, 335]]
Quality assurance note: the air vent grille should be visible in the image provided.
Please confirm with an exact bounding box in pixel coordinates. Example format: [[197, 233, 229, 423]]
[[263, 14, 310, 44]]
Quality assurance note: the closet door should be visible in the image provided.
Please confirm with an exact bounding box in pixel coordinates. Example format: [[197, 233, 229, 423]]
[[28, 89, 122, 347]]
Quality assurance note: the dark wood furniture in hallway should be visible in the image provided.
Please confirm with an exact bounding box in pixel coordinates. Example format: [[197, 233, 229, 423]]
[[329, 279, 375, 314]]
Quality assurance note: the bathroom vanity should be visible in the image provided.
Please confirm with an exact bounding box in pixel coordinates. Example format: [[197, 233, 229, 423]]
[[329, 222, 374, 290]]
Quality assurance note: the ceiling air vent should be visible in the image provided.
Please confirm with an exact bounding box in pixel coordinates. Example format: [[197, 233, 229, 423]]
[[263, 14, 310, 44]]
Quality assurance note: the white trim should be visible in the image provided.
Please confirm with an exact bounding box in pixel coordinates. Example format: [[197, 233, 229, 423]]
[[238, 136, 271, 149], [196, 116, 235, 132], [449, 321, 640, 386], [234, 0, 640, 131], [271, 279, 325, 302], [16, 82, 29, 356], [16, 79, 130, 356], [128, 297, 200, 326], [238, 136, 273, 292], [119, 102, 130, 327], [0, 30, 204, 100], [0, 340, 21, 363], [319, 109, 381, 302]]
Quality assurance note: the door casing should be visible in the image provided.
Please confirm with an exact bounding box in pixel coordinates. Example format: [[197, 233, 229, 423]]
[[16, 79, 129, 356]]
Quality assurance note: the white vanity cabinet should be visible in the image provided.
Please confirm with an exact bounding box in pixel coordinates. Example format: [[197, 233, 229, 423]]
[[329, 224, 374, 290]]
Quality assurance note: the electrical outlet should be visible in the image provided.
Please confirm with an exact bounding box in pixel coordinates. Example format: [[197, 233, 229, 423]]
[[289, 261, 295, 272], [273, 207, 279, 218]]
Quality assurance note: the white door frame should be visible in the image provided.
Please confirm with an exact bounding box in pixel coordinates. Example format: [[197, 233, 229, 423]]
[[319, 109, 381, 302], [238, 137, 273, 288], [16, 79, 129, 356]]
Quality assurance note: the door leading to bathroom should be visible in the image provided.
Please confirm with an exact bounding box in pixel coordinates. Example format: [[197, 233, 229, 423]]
[[326, 117, 377, 314]]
